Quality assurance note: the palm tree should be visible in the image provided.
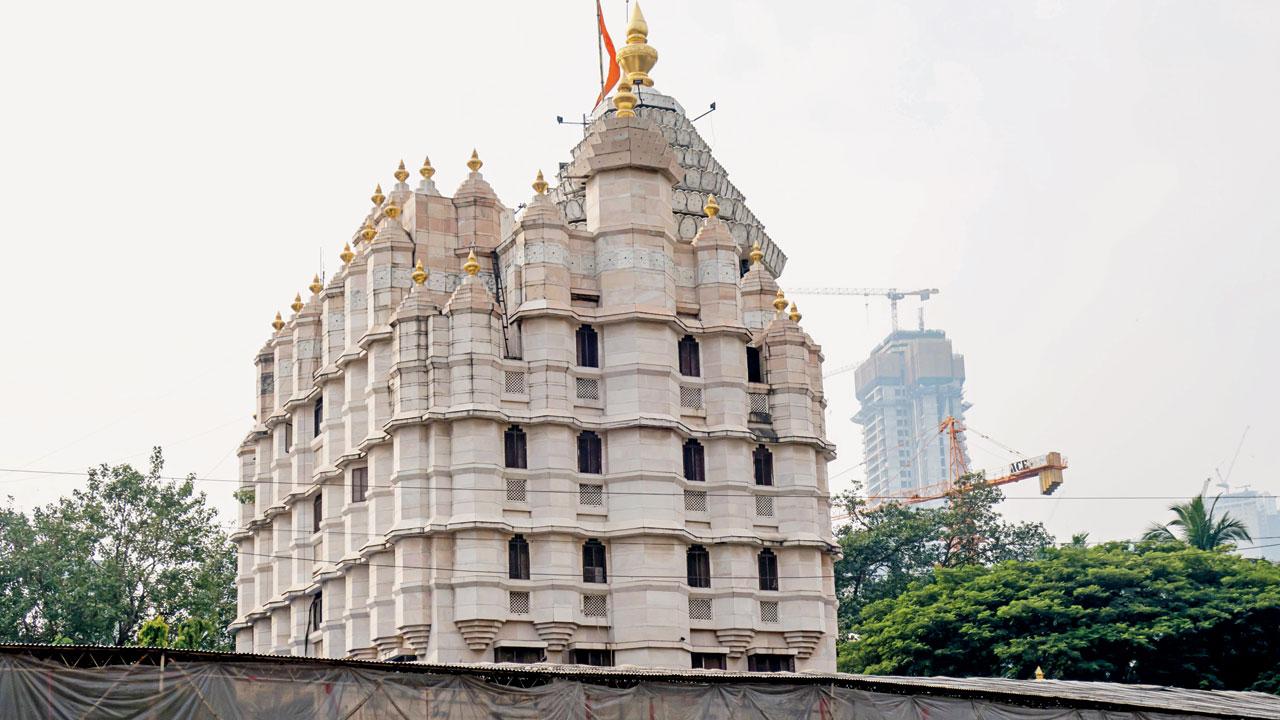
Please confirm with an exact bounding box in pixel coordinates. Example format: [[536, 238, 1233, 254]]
[[1143, 494, 1252, 550]]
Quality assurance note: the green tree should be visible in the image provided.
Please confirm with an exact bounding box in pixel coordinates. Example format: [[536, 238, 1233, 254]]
[[833, 475, 1052, 632], [1143, 494, 1252, 550], [0, 449, 235, 649], [843, 542, 1280, 692], [137, 615, 170, 646]]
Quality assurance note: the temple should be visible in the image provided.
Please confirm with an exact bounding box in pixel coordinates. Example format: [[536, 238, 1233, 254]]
[[231, 3, 838, 671]]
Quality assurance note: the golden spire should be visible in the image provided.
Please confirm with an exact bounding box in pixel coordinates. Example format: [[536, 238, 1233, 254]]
[[291, 293, 304, 313], [467, 149, 483, 173], [704, 194, 719, 218], [384, 198, 401, 219], [309, 274, 323, 295], [394, 160, 409, 183], [412, 259, 427, 285], [617, 1, 658, 87], [360, 221, 376, 243], [371, 184, 385, 207], [614, 82, 638, 118], [420, 156, 435, 180], [749, 241, 764, 264], [773, 290, 788, 312], [463, 249, 480, 276], [1034, 666, 1045, 681], [532, 169, 548, 195], [788, 302, 801, 322], [272, 312, 285, 332], [340, 243, 354, 264]]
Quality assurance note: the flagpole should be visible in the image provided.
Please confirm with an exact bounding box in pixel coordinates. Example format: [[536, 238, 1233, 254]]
[[597, 0, 605, 96]]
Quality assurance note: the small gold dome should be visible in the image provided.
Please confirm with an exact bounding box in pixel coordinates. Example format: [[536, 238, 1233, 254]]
[[467, 149, 483, 173], [394, 160, 409, 183], [463, 249, 480, 276], [309, 274, 323, 295], [420, 156, 435, 180], [291, 293, 304, 313], [788, 302, 801, 322], [360, 221, 376, 243], [532, 169, 548, 195], [1034, 666, 1045, 681], [371, 184, 385, 207], [385, 199, 401, 219], [749, 241, 764, 264], [773, 290, 788, 312], [272, 312, 285, 332], [340, 243, 354, 264], [411, 259, 428, 285], [704, 194, 720, 218]]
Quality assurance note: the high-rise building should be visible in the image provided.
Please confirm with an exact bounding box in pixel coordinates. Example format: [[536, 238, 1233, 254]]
[[229, 6, 837, 671], [852, 330, 969, 501], [1214, 486, 1280, 561]]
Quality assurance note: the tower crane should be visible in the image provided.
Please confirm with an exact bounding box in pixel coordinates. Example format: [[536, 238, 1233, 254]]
[[788, 287, 940, 332], [831, 416, 1067, 522]]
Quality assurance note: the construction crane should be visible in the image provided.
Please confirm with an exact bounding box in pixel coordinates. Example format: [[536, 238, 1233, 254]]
[[832, 416, 1066, 521], [789, 287, 940, 332]]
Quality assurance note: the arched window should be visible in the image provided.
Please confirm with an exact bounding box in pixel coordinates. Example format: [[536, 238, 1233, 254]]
[[504, 425, 528, 469], [757, 549, 778, 591], [508, 535, 530, 580], [678, 335, 701, 377], [746, 346, 764, 383], [583, 539, 607, 583], [577, 431, 603, 474], [687, 545, 710, 588], [576, 324, 599, 368], [753, 445, 774, 486], [682, 440, 705, 482]]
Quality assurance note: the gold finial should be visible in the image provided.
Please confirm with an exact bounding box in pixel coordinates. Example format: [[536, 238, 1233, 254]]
[[616, 1, 658, 88], [773, 290, 788, 312], [309, 274, 323, 295], [360, 221, 376, 243], [463, 249, 480, 276], [411, 259, 427, 285], [394, 160, 409, 183], [291, 293, 304, 313], [749, 241, 764, 264], [613, 82, 638, 118], [385, 198, 401, 219], [467, 149, 483, 173], [788, 302, 801, 322], [532, 169, 548, 195], [420, 156, 435, 180], [704, 194, 720, 218], [1034, 666, 1045, 681], [340, 243, 354, 264], [272, 312, 285, 332], [371, 184, 385, 207]]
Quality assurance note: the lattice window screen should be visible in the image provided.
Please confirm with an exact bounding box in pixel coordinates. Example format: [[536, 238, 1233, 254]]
[[755, 495, 774, 517], [688, 597, 713, 621], [504, 371, 527, 395], [509, 591, 530, 615], [506, 478, 527, 503], [760, 600, 779, 623], [684, 490, 707, 512], [582, 594, 608, 617], [575, 377, 600, 400], [579, 484, 604, 507], [749, 392, 770, 415], [679, 385, 703, 410]]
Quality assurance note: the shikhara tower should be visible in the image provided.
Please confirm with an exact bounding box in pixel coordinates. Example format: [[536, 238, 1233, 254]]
[[231, 4, 838, 671]]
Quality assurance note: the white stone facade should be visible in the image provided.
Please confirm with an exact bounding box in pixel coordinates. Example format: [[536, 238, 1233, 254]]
[[231, 88, 838, 671]]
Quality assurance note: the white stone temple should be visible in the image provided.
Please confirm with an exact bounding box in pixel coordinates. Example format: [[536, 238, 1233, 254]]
[[230, 4, 838, 671]]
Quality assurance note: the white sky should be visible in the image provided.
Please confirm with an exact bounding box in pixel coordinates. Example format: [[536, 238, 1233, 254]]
[[1, 1, 1276, 543]]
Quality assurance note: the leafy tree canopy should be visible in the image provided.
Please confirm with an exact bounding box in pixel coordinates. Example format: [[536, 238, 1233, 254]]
[[0, 449, 235, 649], [841, 542, 1280, 692], [833, 475, 1053, 631]]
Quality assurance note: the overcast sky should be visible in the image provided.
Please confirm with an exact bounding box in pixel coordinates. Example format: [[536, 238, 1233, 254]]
[[1, 1, 1276, 543]]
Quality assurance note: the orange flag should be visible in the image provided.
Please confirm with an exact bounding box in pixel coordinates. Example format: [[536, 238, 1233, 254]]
[[594, 0, 620, 109]]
